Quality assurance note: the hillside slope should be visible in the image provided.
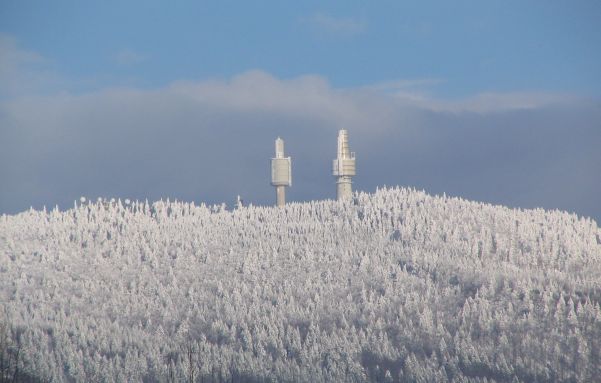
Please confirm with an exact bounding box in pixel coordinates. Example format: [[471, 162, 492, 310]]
[[1, 187, 600, 382]]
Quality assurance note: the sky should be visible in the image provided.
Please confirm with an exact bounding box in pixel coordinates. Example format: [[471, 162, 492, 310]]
[[1, 1, 600, 222]]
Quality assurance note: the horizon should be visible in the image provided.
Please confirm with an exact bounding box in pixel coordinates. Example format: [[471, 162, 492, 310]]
[[1, 1, 600, 223]]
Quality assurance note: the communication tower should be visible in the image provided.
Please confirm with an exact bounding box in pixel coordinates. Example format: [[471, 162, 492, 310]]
[[271, 137, 291, 206], [332, 129, 356, 200]]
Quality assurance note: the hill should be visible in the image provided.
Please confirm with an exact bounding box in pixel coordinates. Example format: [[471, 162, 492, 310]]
[[1, 187, 600, 382]]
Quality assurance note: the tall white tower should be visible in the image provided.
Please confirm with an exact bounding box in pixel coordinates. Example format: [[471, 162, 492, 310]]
[[271, 137, 291, 207], [333, 129, 356, 200]]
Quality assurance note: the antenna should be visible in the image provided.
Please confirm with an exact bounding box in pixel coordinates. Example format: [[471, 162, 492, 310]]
[[271, 137, 291, 206], [332, 129, 356, 200]]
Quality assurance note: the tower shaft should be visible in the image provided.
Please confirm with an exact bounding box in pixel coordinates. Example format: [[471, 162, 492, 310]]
[[337, 176, 353, 200], [276, 185, 286, 207]]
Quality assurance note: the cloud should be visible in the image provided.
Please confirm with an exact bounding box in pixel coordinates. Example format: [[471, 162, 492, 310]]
[[411, 91, 585, 113], [364, 78, 444, 93], [0, 34, 59, 98], [0, 36, 599, 223], [0, 34, 43, 69], [303, 13, 367, 37], [112, 49, 147, 66], [362, 77, 581, 113]]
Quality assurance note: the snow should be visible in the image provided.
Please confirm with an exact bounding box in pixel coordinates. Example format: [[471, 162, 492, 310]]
[[1, 187, 600, 382]]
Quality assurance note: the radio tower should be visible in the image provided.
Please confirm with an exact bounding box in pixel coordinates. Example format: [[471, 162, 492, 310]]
[[271, 137, 291, 206], [332, 129, 356, 200]]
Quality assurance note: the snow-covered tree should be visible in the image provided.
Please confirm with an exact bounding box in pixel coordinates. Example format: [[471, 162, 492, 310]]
[[0, 188, 599, 382]]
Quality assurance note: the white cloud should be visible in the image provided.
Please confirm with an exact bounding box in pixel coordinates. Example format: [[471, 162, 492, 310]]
[[0, 34, 59, 98], [303, 13, 367, 37], [167, 71, 579, 117], [166, 71, 378, 130], [112, 49, 147, 66], [411, 91, 583, 113], [0, 37, 598, 221], [0, 34, 44, 69], [0, 34, 575, 115], [363, 78, 444, 93]]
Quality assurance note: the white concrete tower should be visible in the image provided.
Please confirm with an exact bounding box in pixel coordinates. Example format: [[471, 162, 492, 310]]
[[333, 129, 356, 200], [271, 137, 291, 206]]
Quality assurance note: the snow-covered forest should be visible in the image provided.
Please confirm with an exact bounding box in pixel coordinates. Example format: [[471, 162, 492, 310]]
[[1, 187, 600, 382]]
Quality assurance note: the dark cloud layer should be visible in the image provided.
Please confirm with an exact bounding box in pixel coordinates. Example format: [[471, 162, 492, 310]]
[[1, 71, 599, 224]]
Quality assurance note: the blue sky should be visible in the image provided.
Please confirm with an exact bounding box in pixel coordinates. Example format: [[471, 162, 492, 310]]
[[2, 1, 600, 95], [1, 1, 600, 222]]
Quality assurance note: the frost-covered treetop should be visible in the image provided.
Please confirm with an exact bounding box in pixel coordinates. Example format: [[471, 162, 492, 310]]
[[1, 187, 600, 382]]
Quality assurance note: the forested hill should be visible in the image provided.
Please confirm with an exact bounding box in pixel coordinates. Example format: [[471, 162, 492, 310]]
[[1, 187, 600, 382]]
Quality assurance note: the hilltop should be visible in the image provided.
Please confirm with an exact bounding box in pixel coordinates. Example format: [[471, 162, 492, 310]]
[[1, 187, 600, 382]]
